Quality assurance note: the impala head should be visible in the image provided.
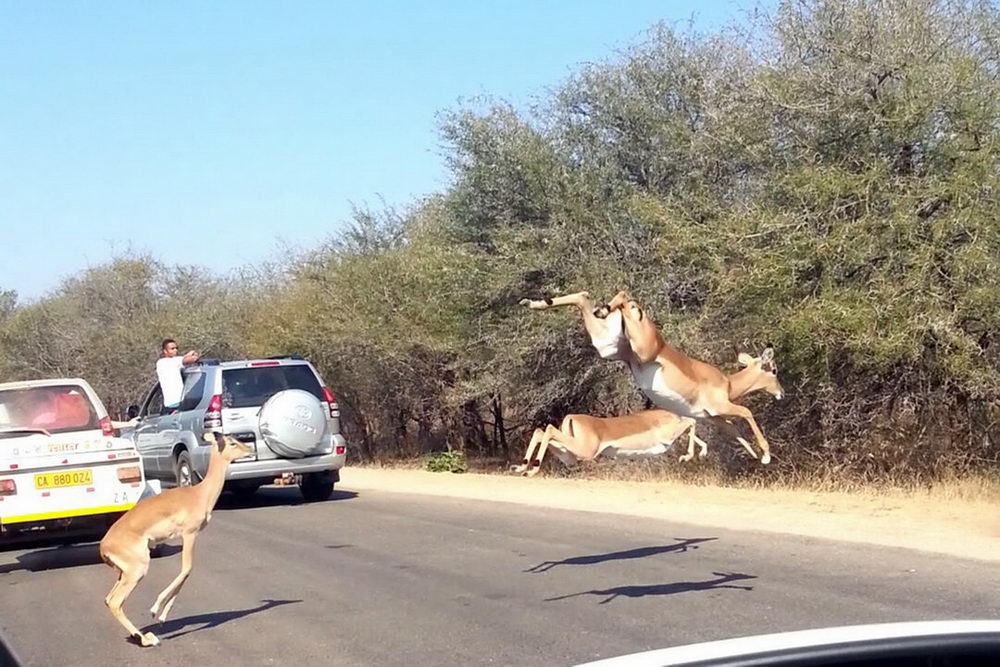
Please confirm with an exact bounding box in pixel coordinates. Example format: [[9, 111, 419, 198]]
[[736, 345, 784, 400], [619, 299, 663, 364], [203, 432, 253, 461]]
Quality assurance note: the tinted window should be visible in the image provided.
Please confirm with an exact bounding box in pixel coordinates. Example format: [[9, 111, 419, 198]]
[[222, 365, 323, 409], [179, 371, 207, 411], [143, 385, 164, 417], [0, 385, 100, 437]]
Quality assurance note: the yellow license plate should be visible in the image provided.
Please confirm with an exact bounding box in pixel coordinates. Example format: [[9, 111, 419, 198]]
[[34, 469, 93, 490]]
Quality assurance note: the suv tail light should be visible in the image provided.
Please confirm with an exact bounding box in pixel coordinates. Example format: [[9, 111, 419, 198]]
[[0, 479, 16, 496], [100, 416, 114, 436], [321, 387, 339, 418], [203, 394, 223, 430]]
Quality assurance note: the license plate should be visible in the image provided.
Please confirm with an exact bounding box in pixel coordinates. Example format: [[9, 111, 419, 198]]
[[34, 469, 93, 490]]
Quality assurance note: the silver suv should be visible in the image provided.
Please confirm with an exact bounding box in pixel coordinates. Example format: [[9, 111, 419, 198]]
[[121, 355, 346, 502]]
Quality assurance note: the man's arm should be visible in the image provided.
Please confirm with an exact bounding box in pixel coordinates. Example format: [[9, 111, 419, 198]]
[[182, 350, 200, 365]]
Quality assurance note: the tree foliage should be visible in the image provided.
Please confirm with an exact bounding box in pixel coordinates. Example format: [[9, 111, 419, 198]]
[[3, 0, 999, 483]]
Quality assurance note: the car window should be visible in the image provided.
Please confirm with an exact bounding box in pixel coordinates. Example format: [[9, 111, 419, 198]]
[[0, 385, 100, 436], [143, 384, 164, 417], [179, 371, 207, 412], [222, 365, 323, 409]]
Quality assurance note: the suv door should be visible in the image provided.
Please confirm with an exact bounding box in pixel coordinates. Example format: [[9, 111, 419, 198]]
[[134, 384, 167, 476]]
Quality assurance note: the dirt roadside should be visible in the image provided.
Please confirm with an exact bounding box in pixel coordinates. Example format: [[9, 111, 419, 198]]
[[341, 466, 1000, 562]]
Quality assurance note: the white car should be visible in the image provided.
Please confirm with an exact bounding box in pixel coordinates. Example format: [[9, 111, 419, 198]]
[[574, 620, 1000, 666], [0, 378, 158, 543]]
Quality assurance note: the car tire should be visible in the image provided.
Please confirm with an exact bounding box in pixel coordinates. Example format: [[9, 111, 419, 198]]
[[258, 389, 327, 458], [174, 450, 199, 488], [299, 471, 335, 502]]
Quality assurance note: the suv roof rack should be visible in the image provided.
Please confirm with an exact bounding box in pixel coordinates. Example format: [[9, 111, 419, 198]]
[[266, 354, 304, 360]]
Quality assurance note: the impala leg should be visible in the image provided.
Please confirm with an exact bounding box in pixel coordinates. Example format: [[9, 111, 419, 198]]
[[521, 292, 620, 349], [692, 431, 710, 459], [520, 292, 593, 312], [105, 572, 125, 607], [150, 532, 197, 623], [528, 424, 592, 476], [712, 404, 771, 464], [105, 555, 157, 646], [530, 424, 590, 473], [512, 428, 545, 474], [526, 426, 557, 476], [680, 423, 709, 463], [595, 290, 631, 317]]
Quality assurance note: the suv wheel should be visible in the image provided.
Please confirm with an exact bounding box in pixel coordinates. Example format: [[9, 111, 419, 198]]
[[175, 450, 199, 488], [299, 471, 335, 502]]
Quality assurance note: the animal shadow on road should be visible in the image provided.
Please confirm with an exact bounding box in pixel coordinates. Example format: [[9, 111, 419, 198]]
[[142, 598, 303, 640], [216, 487, 358, 511], [0, 542, 182, 575], [524, 537, 717, 573], [545, 571, 757, 605]]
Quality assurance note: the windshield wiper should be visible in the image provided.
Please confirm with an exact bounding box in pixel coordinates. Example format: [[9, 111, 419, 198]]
[[0, 427, 52, 437]]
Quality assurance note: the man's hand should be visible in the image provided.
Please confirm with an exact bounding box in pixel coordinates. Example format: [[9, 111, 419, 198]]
[[182, 350, 200, 365]]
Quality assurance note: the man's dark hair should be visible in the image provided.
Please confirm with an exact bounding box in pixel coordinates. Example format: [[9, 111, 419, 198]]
[[161, 338, 176, 352]]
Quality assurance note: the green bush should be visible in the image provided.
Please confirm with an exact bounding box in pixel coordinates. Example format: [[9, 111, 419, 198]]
[[423, 450, 468, 474]]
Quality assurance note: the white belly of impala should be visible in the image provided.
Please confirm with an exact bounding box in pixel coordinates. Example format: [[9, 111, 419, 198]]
[[591, 311, 631, 360], [629, 362, 708, 419], [602, 443, 668, 459]]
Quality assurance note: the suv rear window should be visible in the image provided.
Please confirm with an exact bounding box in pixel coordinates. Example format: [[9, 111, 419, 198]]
[[0, 385, 100, 437], [221, 365, 324, 409]]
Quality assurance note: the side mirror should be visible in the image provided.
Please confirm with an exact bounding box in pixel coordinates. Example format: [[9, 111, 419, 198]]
[[126, 404, 140, 420]]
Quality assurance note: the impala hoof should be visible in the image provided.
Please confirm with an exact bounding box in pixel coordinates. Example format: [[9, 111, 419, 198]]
[[138, 632, 160, 647]]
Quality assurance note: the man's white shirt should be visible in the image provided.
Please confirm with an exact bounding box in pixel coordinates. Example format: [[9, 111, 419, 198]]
[[156, 356, 185, 407]]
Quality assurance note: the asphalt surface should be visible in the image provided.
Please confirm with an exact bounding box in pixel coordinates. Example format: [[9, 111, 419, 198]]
[[1, 483, 998, 666]]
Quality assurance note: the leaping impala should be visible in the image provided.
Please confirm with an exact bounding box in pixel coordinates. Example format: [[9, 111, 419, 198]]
[[519, 291, 783, 466], [602, 290, 778, 464], [99, 432, 252, 647], [511, 347, 782, 475]]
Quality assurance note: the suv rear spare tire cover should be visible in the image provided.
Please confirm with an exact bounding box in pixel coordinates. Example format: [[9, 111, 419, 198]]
[[258, 389, 326, 458]]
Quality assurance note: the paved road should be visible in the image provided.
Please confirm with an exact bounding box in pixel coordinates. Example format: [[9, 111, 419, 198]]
[[1, 483, 998, 666]]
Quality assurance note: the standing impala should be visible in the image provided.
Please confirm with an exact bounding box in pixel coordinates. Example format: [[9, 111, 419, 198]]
[[99, 432, 251, 647]]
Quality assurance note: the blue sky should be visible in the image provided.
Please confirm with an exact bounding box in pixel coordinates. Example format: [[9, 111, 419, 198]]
[[1, 0, 764, 302]]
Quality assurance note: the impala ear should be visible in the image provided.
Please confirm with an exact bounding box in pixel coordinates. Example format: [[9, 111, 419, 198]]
[[737, 352, 755, 367], [203, 431, 225, 452], [761, 345, 776, 372]]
